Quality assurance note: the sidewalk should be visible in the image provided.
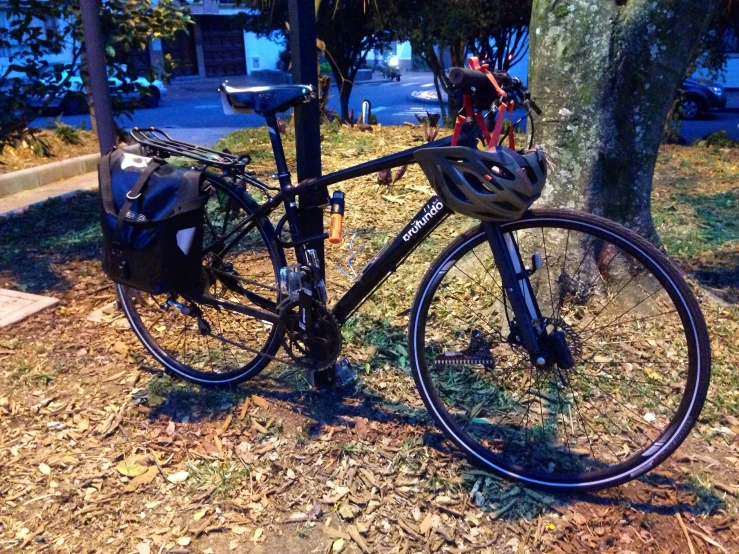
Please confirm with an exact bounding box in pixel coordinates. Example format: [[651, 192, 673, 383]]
[[0, 170, 97, 217]]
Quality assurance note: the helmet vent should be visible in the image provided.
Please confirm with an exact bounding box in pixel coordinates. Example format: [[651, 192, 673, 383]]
[[482, 161, 515, 180]]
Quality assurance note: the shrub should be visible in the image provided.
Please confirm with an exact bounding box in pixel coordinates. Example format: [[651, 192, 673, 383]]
[[48, 120, 82, 145]]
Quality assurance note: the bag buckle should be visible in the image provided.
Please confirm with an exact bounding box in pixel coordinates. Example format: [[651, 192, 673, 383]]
[[126, 191, 142, 201]]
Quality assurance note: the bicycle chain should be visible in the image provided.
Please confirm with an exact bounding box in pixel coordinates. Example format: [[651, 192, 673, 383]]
[[205, 265, 278, 293]]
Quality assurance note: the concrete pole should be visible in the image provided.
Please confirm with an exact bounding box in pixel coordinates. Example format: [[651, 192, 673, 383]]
[[79, 0, 116, 154]]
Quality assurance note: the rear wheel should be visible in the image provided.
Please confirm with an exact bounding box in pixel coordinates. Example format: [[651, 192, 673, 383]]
[[409, 209, 710, 490], [118, 176, 286, 386]]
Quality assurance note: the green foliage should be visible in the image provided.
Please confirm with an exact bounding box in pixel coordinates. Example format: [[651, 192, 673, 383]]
[[693, 0, 739, 80], [48, 119, 82, 145], [237, 0, 394, 119], [694, 130, 739, 148], [0, 0, 192, 151], [319, 61, 331, 74]]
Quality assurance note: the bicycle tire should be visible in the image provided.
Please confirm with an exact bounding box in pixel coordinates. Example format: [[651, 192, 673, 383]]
[[408, 208, 710, 491], [118, 176, 286, 387]]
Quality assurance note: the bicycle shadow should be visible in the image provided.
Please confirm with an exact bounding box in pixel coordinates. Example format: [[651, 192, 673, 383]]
[[142, 362, 724, 524], [0, 191, 102, 293]]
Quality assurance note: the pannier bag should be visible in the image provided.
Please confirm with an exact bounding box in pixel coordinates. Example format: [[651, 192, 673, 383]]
[[98, 148, 208, 295]]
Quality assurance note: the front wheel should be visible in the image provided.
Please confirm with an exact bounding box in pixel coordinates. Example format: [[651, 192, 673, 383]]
[[409, 209, 710, 491]]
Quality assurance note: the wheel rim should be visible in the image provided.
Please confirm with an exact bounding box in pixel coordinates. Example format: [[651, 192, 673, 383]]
[[119, 182, 283, 383], [682, 99, 699, 119], [412, 215, 703, 487]]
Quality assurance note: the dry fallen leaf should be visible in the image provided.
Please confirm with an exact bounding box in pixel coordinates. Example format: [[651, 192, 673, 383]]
[[332, 538, 345, 553], [124, 466, 159, 492], [193, 508, 208, 521], [116, 459, 148, 478], [251, 395, 270, 410], [177, 536, 191, 546], [167, 471, 189, 483], [38, 463, 51, 476], [135, 543, 151, 554]]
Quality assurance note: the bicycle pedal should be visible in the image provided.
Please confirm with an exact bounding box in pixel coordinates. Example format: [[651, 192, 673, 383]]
[[434, 329, 495, 369], [334, 358, 356, 386]]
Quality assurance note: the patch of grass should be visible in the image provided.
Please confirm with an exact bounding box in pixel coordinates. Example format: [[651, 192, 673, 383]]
[[48, 119, 82, 145], [332, 441, 365, 457], [684, 473, 725, 515], [145, 374, 246, 417], [342, 315, 409, 370], [12, 359, 57, 386], [187, 461, 249, 499]]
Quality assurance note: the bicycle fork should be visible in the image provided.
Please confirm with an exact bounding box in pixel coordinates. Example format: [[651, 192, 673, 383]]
[[483, 222, 552, 368]]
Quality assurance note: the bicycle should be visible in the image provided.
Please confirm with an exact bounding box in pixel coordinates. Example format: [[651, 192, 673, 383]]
[[117, 63, 710, 491]]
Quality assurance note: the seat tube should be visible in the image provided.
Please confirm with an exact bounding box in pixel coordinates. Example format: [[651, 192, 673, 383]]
[[265, 114, 304, 257], [265, 114, 292, 190], [482, 222, 542, 358]]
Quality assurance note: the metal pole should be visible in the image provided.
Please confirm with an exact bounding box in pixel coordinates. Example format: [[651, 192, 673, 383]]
[[288, 0, 337, 385], [79, 0, 116, 154]]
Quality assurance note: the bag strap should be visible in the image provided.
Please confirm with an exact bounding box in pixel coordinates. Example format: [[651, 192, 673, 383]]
[[98, 148, 122, 216], [114, 159, 164, 238]]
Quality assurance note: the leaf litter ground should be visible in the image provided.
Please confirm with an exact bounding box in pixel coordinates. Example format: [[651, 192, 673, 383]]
[[1, 123, 738, 553]]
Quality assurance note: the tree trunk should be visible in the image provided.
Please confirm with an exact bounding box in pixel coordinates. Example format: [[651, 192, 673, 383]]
[[338, 79, 353, 122], [528, 0, 719, 242], [80, 47, 98, 135]]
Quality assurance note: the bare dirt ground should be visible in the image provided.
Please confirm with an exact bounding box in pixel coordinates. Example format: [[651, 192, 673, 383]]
[[1, 125, 738, 554]]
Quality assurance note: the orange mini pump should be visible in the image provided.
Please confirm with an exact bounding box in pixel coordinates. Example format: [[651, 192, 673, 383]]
[[328, 191, 345, 244]]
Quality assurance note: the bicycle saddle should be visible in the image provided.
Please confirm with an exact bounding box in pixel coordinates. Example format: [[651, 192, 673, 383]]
[[220, 83, 315, 115]]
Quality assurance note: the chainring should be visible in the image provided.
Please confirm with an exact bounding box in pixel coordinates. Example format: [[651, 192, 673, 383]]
[[278, 297, 342, 370]]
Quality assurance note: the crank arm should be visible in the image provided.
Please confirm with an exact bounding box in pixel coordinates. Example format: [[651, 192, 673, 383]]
[[197, 295, 281, 325]]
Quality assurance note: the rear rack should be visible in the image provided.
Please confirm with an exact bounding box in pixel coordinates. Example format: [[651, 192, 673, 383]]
[[129, 127, 251, 169]]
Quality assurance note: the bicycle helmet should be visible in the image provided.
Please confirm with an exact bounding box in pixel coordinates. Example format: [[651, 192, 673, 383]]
[[414, 146, 548, 221]]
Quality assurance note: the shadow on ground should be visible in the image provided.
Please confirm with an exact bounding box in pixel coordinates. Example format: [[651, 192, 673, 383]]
[[0, 192, 102, 293]]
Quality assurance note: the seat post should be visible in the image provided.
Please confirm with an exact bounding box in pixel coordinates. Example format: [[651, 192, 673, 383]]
[[264, 114, 292, 190]]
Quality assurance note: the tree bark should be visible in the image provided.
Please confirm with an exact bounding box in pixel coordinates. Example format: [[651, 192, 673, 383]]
[[528, 0, 720, 242]]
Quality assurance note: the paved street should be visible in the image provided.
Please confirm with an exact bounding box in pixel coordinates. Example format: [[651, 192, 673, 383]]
[[33, 71, 739, 147]]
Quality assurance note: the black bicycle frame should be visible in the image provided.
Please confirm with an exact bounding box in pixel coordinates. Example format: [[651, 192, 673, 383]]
[[202, 114, 543, 359]]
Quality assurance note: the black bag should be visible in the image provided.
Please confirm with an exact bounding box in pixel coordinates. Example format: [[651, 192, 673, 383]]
[[98, 148, 208, 295]]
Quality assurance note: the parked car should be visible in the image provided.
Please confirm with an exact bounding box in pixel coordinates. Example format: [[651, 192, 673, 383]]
[[30, 67, 167, 116], [679, 78, 727, 120]]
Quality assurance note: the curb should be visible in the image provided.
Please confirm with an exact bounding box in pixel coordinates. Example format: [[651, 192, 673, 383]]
[[0, 153, 100, 198], [0, 144, 141, 200]]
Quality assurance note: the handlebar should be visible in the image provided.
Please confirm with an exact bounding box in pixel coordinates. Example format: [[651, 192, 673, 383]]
[[448, 66, 542, 115], [448, 67, 496, 95]]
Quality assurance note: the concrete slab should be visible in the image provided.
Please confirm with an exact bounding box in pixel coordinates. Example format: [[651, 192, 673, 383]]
[[0, 289, 59, 328], [0, 171, 98, 217]]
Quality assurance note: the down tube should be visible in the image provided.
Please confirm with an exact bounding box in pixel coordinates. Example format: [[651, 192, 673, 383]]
[[332, 197, 452, 324]]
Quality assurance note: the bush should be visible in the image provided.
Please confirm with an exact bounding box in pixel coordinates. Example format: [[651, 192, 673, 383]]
[[48, 120, 82, 145], [694, 130, 739, 148], [319, 62, 332, 74]]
